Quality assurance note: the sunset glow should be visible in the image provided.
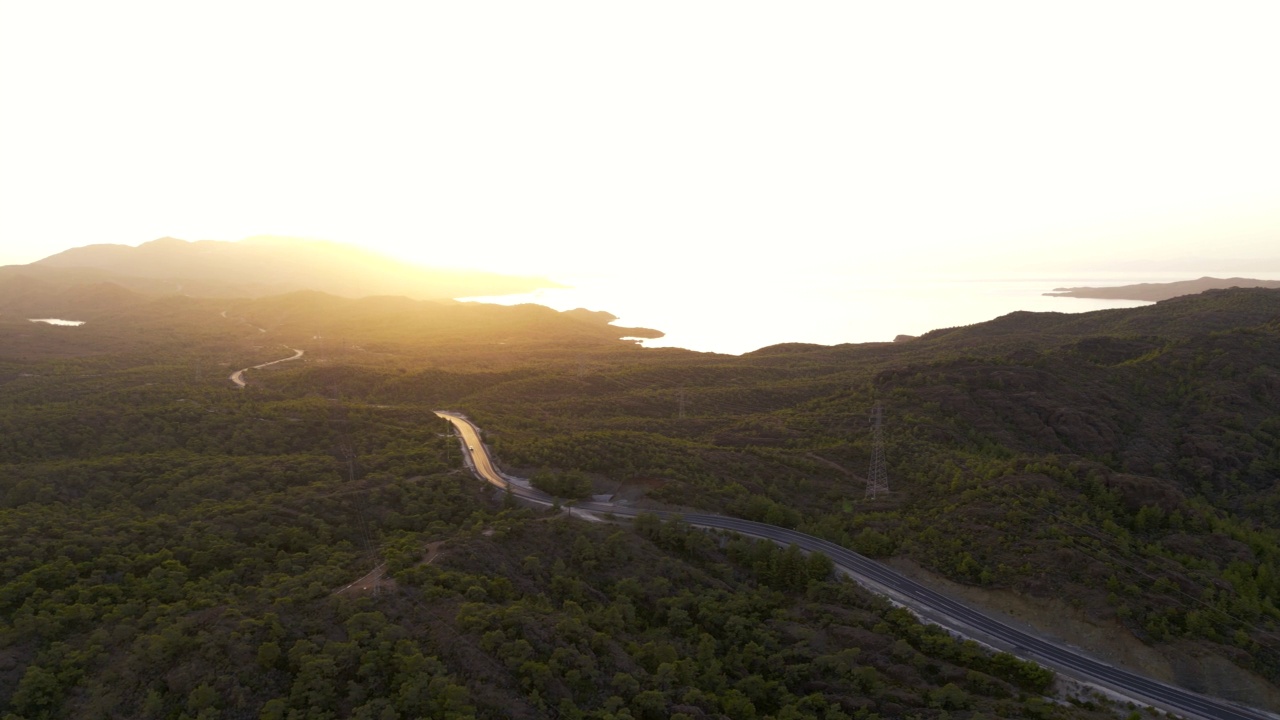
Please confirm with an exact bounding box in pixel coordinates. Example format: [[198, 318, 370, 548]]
[[4, 2, 1280, 350], [7, 7, 1280, 714], [2, 1, 1277, 286]]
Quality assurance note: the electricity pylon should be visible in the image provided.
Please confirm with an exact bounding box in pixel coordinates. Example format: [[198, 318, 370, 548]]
[[865, 402, 890, 499]]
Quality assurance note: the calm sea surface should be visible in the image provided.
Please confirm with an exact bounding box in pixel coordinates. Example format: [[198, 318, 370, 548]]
[[461, 272, 1280, 355]]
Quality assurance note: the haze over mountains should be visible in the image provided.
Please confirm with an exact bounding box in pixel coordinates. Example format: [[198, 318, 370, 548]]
[[0, 236, 558, 304], [0, 238, 663, 358]]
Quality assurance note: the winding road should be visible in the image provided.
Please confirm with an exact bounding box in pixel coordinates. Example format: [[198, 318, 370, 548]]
[[229, 347, 304, 388], [436, 411, 1276, 720]]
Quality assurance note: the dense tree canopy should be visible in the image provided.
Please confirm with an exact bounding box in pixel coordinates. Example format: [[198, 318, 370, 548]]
[[3, 286, 1280, 716]]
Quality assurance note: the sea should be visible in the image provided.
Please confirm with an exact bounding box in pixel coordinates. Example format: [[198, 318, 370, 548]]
[[460, 271, 1280, 356]]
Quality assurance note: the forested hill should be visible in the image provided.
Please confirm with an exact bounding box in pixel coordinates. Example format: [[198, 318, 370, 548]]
[[2, 235, 559, 301], [917, 286, 1280, 346], [2, 285, 1279, 717], [441, 288, 1280, 709]]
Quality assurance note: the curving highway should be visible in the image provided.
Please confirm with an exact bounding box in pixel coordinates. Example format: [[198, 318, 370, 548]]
[[435, 411, 1276, 720]]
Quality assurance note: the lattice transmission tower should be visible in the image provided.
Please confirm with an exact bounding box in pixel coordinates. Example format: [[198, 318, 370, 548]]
[[865, 402, 890, 499]]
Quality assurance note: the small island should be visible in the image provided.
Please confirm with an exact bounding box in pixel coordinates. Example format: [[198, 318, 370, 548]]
[[1045, 276, 1280, 301]]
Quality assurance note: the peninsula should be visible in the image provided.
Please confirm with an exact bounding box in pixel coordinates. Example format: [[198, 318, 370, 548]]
[[1045, 276, 1280, 301]]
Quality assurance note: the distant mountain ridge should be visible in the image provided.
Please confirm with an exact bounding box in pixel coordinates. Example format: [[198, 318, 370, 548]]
[[1044, 276, 1280, 301], [3, 236, 559, 301]]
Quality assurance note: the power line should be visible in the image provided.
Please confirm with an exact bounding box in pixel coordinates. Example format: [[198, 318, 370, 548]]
[[865, 402, 890, 499]]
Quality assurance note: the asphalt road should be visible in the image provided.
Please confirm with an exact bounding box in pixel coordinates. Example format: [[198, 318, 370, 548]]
[[229, 347, 304, 388], [435, 411, 1275, 720]]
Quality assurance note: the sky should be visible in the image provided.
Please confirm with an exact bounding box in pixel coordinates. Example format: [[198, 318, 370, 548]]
[[2, 1, 1279, 287]]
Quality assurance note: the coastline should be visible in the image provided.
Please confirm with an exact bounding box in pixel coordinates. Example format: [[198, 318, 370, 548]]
[[456, 275, 1172, 355]]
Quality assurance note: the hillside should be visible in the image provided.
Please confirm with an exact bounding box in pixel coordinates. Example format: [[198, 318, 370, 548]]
[[3, 235, 559, 301], [2, 286, 1279, 717], [433, 289, 1280, 709]]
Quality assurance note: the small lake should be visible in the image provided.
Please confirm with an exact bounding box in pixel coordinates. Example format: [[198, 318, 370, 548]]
[[29, 318, 85, 326]]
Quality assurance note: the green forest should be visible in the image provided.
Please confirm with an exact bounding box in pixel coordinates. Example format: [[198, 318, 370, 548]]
[[2, 285, 1279, 718]]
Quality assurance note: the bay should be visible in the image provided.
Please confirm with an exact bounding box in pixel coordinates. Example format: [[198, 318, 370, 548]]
[[460, 271, 1280, 355]]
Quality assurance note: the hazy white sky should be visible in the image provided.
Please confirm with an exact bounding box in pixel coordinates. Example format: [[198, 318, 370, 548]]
[[2, 1, 1278, 284]]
